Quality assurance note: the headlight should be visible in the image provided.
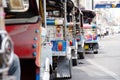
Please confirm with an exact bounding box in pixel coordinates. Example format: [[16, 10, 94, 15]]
[[3, 39, 13, 66], [0, 31, 14, 73]]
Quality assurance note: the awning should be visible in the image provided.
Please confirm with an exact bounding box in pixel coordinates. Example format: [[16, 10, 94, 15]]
[[95, 4, 113, 8]]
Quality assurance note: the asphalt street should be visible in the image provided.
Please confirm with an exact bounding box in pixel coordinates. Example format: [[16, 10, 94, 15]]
[[68, 34, 120, 80]]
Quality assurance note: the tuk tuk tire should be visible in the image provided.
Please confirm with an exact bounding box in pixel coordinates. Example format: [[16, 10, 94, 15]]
[[94, 51, 98, 54], [50, 69, 56, 80], [78, 52, 85, 59], [72, 59, 77, 66], [69, 58, 72, 79]]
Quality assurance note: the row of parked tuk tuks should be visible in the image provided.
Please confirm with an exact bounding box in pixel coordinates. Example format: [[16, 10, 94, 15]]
[[0, 0, 99, 80]]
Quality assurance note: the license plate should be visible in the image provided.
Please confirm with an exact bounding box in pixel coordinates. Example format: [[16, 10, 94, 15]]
[[84, 45, 89, 49]]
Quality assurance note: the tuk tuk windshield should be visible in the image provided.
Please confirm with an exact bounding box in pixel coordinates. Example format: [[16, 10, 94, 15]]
[[84, 28, 97, 35]]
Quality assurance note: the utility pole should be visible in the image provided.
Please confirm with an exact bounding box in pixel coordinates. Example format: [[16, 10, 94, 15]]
[[77, 0, 80, 8], [64, 0, 67, 40], [92, 0, 94, 10], [43, 0, 47, 29]]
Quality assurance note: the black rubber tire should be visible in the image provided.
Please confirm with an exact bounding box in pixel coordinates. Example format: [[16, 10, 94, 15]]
[[94, 51, 98, 54], [72, 59, 77, 66], [78, 52, 85, 59], [50, 70, 56, 80], [68, 58, 72, 79]]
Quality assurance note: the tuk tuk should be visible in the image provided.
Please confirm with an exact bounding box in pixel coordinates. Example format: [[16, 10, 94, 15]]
[[81, 10, 99, 54], [83, 24, 99, 54]]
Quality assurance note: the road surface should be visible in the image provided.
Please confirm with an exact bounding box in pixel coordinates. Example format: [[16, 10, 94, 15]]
[[68, 34, 120, 80]]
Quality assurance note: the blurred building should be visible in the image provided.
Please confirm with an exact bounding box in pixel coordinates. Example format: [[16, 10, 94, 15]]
[[79, 0, 92, 10]]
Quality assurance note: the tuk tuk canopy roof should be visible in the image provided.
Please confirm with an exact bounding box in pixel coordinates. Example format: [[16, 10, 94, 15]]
[[46, 0, 74, 14], [81, 10, 96, 18]]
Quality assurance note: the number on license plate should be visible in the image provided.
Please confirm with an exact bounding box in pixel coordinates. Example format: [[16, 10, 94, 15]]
[[84, 45, 89, 49]]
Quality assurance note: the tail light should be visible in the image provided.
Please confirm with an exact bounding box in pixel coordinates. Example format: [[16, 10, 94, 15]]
[[93, 35, 97, 40], [69, 40, 73, 46], [85, 35, 92, 41], [58, 42, 62, 51], [76, 38, 80, 42]]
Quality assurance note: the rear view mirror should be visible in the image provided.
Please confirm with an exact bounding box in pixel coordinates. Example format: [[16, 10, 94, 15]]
[[10, 0, 23, 9], [4, 0, 29, 12]]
